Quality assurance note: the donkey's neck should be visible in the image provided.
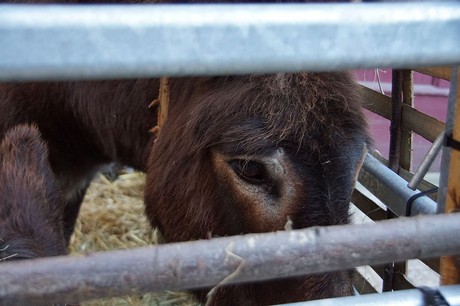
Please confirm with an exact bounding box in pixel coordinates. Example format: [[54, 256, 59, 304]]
[[65, 79, 159, 171]]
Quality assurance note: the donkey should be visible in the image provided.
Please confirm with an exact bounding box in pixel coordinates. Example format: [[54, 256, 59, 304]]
[[0, 1, 369, 305], [145, 74, 369, 304], [0, 125, 66, 262], [0, 73, 368, 305]]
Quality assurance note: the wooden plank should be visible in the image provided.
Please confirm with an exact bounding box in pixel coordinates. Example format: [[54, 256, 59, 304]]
[[361, 85, 445, 143], [403, 105, 444, 144], [413, 67, 452, 81], [351, 189, 387, 221], [361, 85, 391, 119], [385, 70, 407, 292], [423, 257, 441, 273], [393, 273, 416, 290], [388, 70, 404, 173], [373, 258, 439, 279], [372, 264, 415, 290], [353, 270, 379, 294], [441, 67, 460, 285], [400, 70, 413, 172]]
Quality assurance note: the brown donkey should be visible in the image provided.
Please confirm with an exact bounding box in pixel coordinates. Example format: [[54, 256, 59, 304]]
[[145, 74, 369, 304], [0, 73, 368, 305], [0, 1, 368, 305], [0, 125, 66, 262]]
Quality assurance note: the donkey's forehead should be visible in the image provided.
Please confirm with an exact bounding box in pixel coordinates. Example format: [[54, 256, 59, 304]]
[[212, 116, 278, 156], [187, 72, 366, 158]]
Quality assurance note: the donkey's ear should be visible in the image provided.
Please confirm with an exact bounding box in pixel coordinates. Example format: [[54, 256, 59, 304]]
[[352, 143, 368, 189]]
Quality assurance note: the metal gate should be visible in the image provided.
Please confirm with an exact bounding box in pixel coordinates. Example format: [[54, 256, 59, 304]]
[[0, 2, 459, 305]]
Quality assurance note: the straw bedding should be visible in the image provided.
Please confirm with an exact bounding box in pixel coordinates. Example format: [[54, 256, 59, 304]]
[[68, 171, 199, 306], [67, 171, 438, 304]]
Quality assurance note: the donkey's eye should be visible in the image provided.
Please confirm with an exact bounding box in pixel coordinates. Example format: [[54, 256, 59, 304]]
[[229, 159, 267, 185]]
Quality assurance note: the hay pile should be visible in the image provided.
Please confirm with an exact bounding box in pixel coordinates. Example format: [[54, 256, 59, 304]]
[[69, 172, 199, 306]]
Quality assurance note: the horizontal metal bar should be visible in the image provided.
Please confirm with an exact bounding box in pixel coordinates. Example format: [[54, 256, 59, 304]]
[[0, 2, 459, 81], [359, 153, 437, 216], [278, 285, 460, 306], [1, 213, 460, 305], [370, 153, 438, 200]]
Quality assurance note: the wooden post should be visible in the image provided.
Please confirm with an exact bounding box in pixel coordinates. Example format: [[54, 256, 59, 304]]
[[388, 70, 404, 173], [400, 70, 413, 172], [382, 70, 403, 292], [440, 67, 460, 285], [383, 70, 413, 292]]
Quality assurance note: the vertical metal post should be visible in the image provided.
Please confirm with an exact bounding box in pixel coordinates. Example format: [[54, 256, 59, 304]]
[[388, 70, 404, 173], [438, 68, 458, 213], [400, 70, 414, 172], [383, 70, 404, 291], [395, 70, 414, 288], [383, 69, 413, 292], [440, 67, 460, 285]]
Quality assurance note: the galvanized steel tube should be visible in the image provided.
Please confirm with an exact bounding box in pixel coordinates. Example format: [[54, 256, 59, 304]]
[[362, 153, 437, 216], [1, 213, 460, 305], [278, 285, 460, 306], [0, 2, 459, 81]]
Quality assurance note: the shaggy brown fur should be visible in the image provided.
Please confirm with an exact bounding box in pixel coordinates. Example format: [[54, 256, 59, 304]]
[[146, 74, 368, 236], [0, 125, 66, 261], [145, 74, 368, 305], [0, 1, 368, 305], [0, 80, 158, 241], [0, 74, 368, 305]]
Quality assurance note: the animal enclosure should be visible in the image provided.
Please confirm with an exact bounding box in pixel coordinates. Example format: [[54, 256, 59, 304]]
[[0, 2, 460, 306]]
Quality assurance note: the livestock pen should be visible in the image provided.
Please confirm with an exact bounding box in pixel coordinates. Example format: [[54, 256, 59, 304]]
[[0, 1, 459, 305]]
